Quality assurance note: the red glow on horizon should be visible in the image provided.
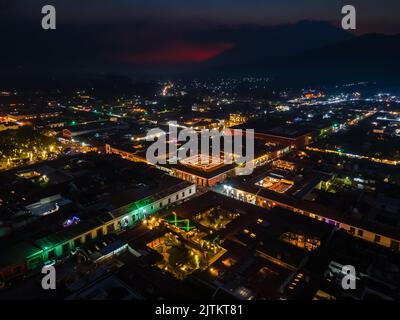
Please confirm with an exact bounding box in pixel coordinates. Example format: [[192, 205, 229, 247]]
[[118, 43, 233, 64]]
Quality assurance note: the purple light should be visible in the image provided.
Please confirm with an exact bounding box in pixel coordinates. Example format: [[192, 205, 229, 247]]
[[63, 216, 80, 228]]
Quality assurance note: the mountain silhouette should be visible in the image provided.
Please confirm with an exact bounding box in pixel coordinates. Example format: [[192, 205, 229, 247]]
[[205, 20, 353, 67], [206, 32, 400, 85]]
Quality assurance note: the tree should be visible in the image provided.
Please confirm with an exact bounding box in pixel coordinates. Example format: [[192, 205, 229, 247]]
[[168, 244, 188, 267]]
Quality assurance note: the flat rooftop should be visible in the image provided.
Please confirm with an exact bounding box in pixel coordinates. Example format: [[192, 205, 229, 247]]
[[226, 165, 400, 242], [0, 153, 192, 254], [233, 120, 313, 138], [162, 191, 333, 298]]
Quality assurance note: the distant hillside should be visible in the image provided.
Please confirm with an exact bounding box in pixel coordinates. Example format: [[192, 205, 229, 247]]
[[206, 20, 353, 66], [209, 33, 400, 85]]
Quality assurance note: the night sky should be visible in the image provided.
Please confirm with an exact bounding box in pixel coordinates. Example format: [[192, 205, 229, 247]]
[[1, 0, 400, 75]]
